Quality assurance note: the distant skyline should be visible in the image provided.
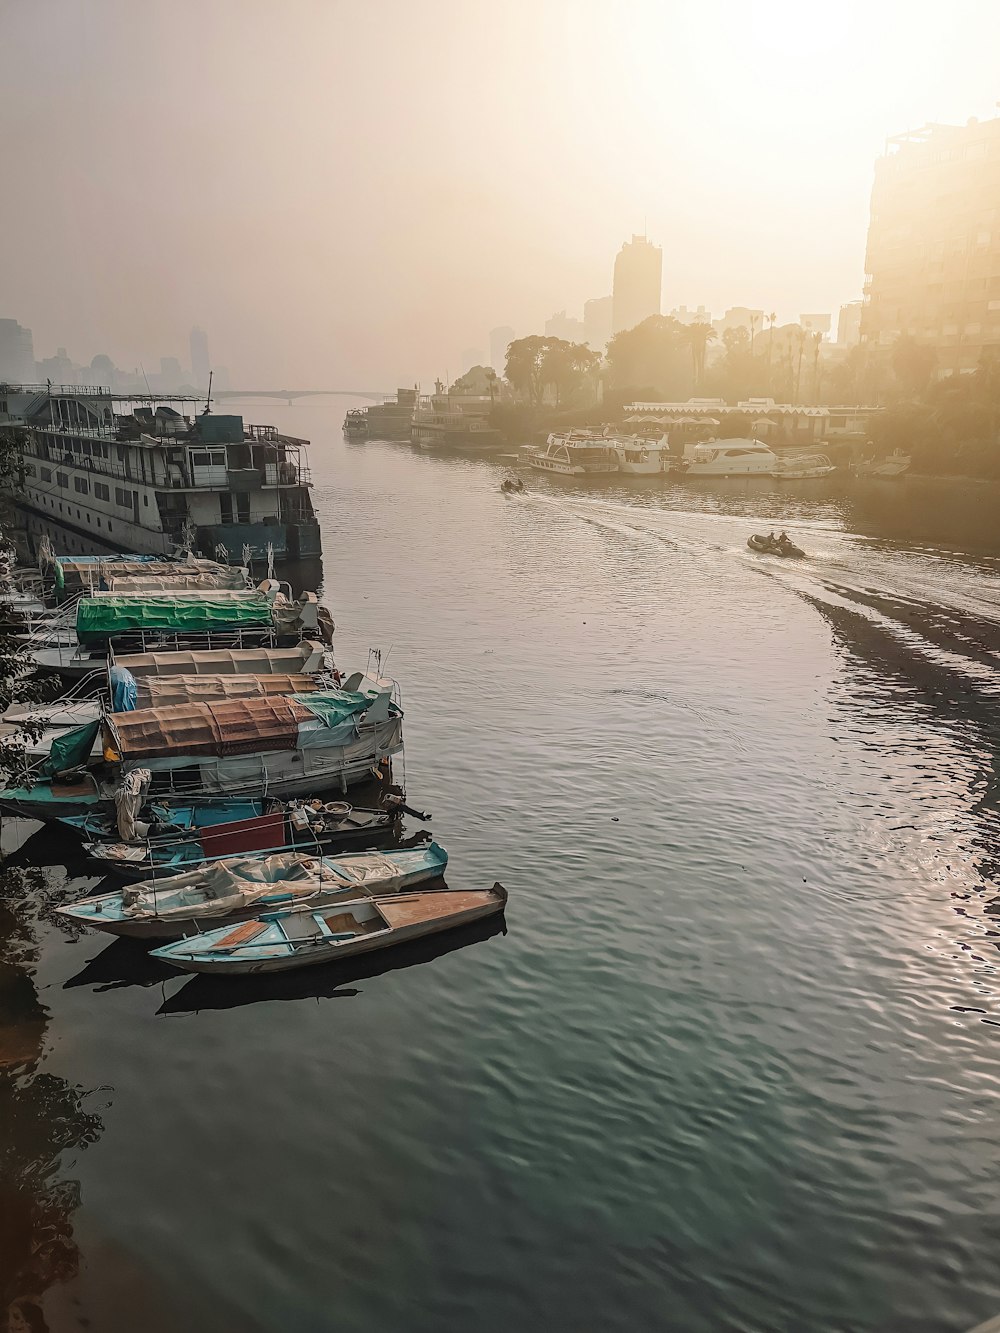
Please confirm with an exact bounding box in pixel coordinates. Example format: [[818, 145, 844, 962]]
[[4, 0, 1000, 387]]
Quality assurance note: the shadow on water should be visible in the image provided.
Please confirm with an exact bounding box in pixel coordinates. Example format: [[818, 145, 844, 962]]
[[0, 865, 104, 1332], [156, 911, 507, 1015]]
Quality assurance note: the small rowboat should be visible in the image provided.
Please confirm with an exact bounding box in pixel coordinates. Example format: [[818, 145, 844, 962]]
[[57, 842, 448, 940], [150, 883, 508, 974], [80, 803, 403, 881]]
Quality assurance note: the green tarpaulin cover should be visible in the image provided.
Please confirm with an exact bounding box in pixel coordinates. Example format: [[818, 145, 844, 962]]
[[40, 719, 101, 776], [293, 691, 374, 728], [76, 595, 272, 644]]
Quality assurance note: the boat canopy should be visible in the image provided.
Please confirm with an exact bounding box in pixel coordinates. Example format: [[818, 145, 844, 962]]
[[133, 673, 322, 709], [108, 571, 249, 593], [77, 594, 272, 645], [112, 642, 326, 677], [51, 556, 235, 594], [103, 689, 381, 764]]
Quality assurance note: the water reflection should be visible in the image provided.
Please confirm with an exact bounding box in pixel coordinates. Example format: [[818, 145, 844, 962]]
[[0, 867, 104, 1332]]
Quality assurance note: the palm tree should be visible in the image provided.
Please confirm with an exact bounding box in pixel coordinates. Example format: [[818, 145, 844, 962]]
[[810, 332, 822, 403], [684, 322, 717, 389], [749, 313, 759, 361], [766, 311, 777, 388], [793, 327, 807, 403]]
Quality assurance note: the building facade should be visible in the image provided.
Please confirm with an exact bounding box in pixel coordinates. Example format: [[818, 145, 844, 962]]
[[190, 326, 210, 390], [861, 115, 1000, 375], [612, 235, 662, 335], [837, 302, 863, 346], [0, 319, 35, 382], [583, 296, 612, 351]]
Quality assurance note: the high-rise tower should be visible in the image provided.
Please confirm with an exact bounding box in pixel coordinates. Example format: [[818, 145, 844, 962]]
[[189, 326, 210, 391], [612, 235, 662, 335]]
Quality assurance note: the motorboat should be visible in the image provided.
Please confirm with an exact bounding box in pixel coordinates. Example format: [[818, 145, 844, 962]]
[[58, 842, 449, 940], [774, 453, 836, 479], [679, 438, 777, 477], [747, 533, 806, 558], [500, 476, 525, 493], [81, 800, 407, 881], [525, 432, 619, 475], [606, 433, 670, 475], [149, 882, 508, 974]]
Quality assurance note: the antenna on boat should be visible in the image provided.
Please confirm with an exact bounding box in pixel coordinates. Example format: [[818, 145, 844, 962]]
[[140, 363, 153, 399], [202, 370, 214, 416]]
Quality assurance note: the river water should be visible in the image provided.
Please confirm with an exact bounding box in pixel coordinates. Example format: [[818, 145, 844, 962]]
[[4, 400, 1000, 1332]]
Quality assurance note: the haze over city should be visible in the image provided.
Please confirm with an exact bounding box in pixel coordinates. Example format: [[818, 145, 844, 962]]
[[4, 0, 1000, 387]]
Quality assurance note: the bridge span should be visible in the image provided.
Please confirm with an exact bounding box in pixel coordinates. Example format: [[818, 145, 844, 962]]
[[215, 389, 388, 403]]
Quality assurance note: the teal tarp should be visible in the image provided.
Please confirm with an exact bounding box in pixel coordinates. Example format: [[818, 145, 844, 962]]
[[40, 720, 101, 776], [293, 691, 373, 728], [76, 595, 272, 645]]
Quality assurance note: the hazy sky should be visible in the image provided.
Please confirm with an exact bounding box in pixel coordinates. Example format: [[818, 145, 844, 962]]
[[4, 0, 1000, 387]]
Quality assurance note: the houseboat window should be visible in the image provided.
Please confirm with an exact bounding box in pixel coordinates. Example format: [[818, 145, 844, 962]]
[[40, 468, 52, 482], [94, 483, 109, 501], [191, 450, 225, 468], [74, 477, 89, 494], [56, 472, 68, 488], [236, 493, 251, 524], [114, 487, 131, 506]]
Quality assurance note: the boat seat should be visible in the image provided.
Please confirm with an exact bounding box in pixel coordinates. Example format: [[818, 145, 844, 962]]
[[315, 911, 358, 938], [210, 920, 269, 950]]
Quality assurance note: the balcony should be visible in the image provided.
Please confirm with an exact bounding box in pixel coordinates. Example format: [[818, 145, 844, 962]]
[[227, 467, 265, 490]]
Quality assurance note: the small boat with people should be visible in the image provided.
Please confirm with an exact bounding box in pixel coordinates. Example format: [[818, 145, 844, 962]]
[[747, 531, 806, 558], [500, 475, 525, 494], [149, 882, 508, 974], [58, 841, 449, 940]]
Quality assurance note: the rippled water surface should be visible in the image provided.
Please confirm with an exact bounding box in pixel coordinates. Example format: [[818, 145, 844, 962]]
[[6, 401, 1000, 1332]]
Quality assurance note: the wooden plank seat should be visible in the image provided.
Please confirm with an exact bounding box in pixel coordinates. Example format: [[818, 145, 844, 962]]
[[210, 920, 270, 950]]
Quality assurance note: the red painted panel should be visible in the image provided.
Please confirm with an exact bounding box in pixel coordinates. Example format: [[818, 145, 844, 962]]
[[200, 812, 289, 856]]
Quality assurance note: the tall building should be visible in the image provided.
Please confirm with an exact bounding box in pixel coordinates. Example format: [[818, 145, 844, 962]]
[[800, 313, 832, 339], [190, 326, 210, 390], [862, 115, 1000, 375], [0, 319, 35, 382], [489, 325, 515, 373], [837, 302, 863, 346], [612, 235, 662, 335], [584, 296, 613, 351], [544, 310, 586, 342]]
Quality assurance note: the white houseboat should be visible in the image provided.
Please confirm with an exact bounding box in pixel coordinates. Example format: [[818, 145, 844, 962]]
[[678, 437, 778, 478], [606, 432, 670, 474], [526, 432, 619, 476], [0, 385, 321, 564]]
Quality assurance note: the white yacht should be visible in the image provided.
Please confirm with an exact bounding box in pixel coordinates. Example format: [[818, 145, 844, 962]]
[[606, 433, 670, 475], [526, 432, 619, 476], [678, 437, 777, 477]]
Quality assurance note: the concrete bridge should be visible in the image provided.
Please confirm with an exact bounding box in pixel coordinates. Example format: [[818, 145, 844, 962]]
[[215, 389, 388, 404]]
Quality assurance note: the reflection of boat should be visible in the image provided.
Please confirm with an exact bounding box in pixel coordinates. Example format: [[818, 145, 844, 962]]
[[151, 882, 508, 974], [59, 842, 449, 940], [679, 438, 777, 477], [774, 453, 836, 479], [606, 433, 670, 474], [747, 533, 805, 558], [526, 432, 619, 475]]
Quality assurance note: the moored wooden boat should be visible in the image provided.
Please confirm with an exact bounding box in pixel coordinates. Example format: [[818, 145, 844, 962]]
[[82, 801, 405, 881], [150, 882, 508, 973], [58, 842, 449, 939]]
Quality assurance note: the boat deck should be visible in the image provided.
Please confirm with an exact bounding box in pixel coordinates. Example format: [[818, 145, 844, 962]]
[[377, 890, 495, 928]]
